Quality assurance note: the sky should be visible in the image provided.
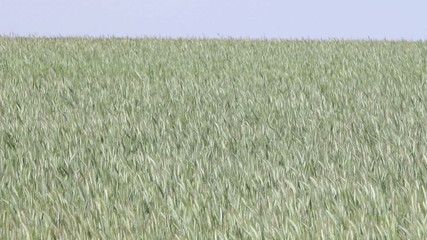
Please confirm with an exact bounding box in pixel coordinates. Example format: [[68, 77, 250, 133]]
[[1, 0, 426, 40]]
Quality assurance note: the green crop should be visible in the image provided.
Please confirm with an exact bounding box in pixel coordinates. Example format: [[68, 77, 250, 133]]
[[1, 38, 426, 239]]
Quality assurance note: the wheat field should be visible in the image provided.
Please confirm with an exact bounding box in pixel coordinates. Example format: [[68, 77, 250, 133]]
[[1, 38, 426, 239]]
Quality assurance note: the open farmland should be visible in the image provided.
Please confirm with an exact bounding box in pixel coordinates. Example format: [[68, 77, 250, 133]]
[[0, 38, 426, 239]]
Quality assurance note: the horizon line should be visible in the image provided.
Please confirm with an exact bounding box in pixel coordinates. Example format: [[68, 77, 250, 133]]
[[1, 34, 426, 42]]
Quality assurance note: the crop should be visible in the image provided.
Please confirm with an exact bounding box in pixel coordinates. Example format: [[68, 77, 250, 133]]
[[1, 37, 426, 239]]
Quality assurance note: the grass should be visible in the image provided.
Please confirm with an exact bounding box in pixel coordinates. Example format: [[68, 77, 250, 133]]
[[0, 37, 426, 239]]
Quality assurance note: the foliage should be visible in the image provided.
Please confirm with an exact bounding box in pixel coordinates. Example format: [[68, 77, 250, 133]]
[[1, 38, 427, 239]]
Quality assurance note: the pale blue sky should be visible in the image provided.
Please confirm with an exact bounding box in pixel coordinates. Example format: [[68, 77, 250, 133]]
[[1, 0, 426, 40]]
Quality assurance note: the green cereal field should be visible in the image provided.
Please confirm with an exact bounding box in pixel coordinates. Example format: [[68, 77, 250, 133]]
[[1, 38, 426, 239]]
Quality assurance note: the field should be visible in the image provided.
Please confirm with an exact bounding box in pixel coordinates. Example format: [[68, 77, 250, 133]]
[[1, 38, 426, 239]]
